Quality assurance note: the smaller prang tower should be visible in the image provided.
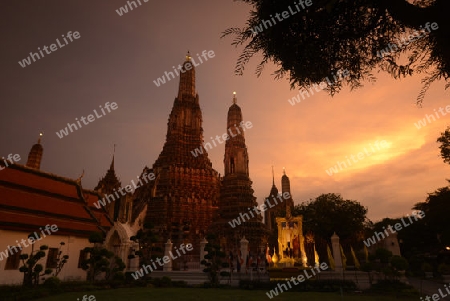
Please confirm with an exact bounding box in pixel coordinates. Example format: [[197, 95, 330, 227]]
[[212, 93, 267, 253], [26, 133, 44, 170], [281, 168, 294, 216], [265, 168, 295, 231]]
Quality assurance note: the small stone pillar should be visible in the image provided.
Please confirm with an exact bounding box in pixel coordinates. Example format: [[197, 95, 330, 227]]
[[331, 232, 343, 274], [164, 239, 173, 271], [240, 236, 249, 268], [200, 237, 208, 267]]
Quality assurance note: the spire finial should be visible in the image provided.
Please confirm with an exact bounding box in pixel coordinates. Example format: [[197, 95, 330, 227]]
[[233, 92, 237, 104], [38, 132, 43, 144], [283, 167, 286, 176], [110, 144, 116, 170], [272, 165, 275, 186], [178, 51, 196, 100], [76, 169, 85, 183]]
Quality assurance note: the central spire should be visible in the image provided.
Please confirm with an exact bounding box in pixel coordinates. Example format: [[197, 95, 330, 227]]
[[177, 51, 196, 101], [154, 53, 212, 168], [139, 52, 220, 254]]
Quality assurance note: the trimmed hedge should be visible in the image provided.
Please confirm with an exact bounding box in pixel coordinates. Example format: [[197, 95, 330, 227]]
[[0, 277, 192, 301], [0, 281, 102, 301], [366, 279, 418, 297]]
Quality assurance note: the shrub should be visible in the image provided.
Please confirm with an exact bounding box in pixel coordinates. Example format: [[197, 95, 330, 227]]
[[239, 279, 357, 292], [390, 256, 408, 271], [112, 272, 125, 281], [421, 262, 433, 272], [43, 276, 61, 290], [375, 248, 392, 264], [19, 239, 52, 287], [201, 234, 228, 287], [367, 279, 419, 297], [361, 262, 373, 272], [172, 280, 188, 287], [438, 263, 450, 275], [151, 276, 172, 287]]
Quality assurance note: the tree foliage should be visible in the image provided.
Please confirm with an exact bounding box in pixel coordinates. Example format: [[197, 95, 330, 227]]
[[201, 234, 230, 287], [52, 242, 69, 277], [371, 216, 435, 258], [375, 248, 393, 264], [19, 233, 52, 287], [391, 255, 409, 272], [81, 232, 125, 282], [292, 193, 369, 244], [81, 246, 113, 282], [105, 255, 126, 281], [223, 0, 449, 103], [413, 185, 450, 247], [129, 222, 159, 269], [437, 127, 450, 164]]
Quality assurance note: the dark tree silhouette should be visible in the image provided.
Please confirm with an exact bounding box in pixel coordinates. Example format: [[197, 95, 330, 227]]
[[81, 232, 125, 282], [19, 233, 52, 287], [223, 0, 449, 103], [437, 127, 450, 164], [292, 193, 369, 245], [414, 185, 450, 247], [52, 242, 69, 277], [201, 234, 230, 287], [129, 222, 159, 275]]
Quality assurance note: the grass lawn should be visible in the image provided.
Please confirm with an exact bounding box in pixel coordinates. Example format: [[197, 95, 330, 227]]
[[36, 287, 419, 301]]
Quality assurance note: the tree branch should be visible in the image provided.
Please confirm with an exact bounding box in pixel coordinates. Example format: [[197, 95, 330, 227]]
[[380, 0, 437, 28]]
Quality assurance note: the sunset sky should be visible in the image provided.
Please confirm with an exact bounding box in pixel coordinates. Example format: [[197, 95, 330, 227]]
[[1, 0, 449, 222]]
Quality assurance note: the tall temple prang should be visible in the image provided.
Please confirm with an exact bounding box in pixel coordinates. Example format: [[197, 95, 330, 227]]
[[211, 92, 268, 254], [132, 53, 221, 258]]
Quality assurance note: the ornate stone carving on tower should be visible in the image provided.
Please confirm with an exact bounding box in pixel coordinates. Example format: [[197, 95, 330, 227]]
[[133, 53, 221, 253], [211, 93, 267, 253]]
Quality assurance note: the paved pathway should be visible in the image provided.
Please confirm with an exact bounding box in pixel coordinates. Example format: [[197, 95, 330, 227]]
[[408, 277, 450, 300]]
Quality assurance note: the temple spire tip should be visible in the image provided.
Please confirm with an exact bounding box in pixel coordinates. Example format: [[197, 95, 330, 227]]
[[110, 144, 116, 170], [272, 165, 275, 186]]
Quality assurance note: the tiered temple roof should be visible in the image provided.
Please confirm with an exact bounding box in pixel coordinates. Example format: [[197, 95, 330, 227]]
[[0, 140, 113, 237]]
